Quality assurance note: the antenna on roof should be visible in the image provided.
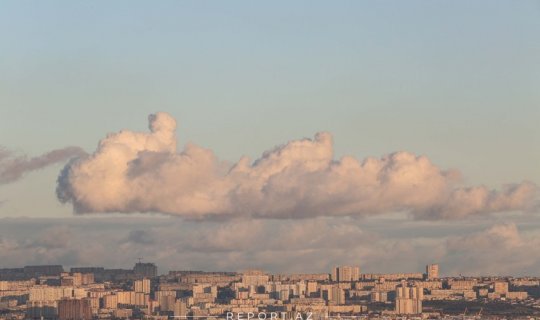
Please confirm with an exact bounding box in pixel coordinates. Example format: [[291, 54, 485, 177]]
[[137, 257, 143, 263]]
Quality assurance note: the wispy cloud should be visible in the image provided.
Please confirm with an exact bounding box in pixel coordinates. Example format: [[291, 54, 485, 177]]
[[0, 146, 86, 184]]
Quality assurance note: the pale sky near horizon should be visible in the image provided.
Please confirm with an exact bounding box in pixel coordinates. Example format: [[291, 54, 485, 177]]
[[0, 1, 539, 273]]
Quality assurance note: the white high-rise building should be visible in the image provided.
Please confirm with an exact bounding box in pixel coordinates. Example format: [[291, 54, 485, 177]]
[[395, 285, 423, 314], [134, 278, 151, 294]]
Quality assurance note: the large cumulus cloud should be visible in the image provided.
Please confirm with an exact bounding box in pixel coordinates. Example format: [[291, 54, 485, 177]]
[[56, 112, 538, 220]]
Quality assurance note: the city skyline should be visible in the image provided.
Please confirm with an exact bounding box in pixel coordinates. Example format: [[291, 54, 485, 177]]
[[1, 1, 540, 277], [1, 262, 539, 318]]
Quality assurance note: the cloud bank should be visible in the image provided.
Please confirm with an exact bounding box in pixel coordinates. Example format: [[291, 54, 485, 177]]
[[0, 146, 86, 184], [57, 112, 538, 220], [1, 217, 540, 276]]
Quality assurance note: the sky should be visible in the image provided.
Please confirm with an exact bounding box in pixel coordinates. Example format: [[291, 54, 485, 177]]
[[0, 1, 539, 275]]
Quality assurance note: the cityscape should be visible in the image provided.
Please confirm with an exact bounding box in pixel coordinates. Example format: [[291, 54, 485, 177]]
[[1, 1, 539, 320], [1, 262, 540, 319]]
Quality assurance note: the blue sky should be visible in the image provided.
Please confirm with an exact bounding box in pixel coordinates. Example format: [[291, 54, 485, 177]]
[[2, 1, 538, 172], [1, 1, 539, 218], [0, 1, 539, 273]]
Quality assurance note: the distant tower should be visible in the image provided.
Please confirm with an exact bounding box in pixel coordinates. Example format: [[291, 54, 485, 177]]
[[426, 264, 439, 280], [133, 262, 157, 278], [331, 266, 360, 282]]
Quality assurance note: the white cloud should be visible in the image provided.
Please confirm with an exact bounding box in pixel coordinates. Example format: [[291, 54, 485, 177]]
[[56, 112, 538, 220]]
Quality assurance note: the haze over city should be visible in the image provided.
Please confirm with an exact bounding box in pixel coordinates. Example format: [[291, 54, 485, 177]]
[[1, 0, 539, 278]]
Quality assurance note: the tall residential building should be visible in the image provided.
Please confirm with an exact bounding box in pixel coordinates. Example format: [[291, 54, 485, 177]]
[[241, 270, 269, 286], [395, 284, 423, 315], [174, 299, 188, 317], [158, 295, 176, 312], [57, 298, 92, 320], [306, 281, 318, 297], [133, 263, 157, 278], [134, 278, 151, 294], [117, 291, 135, 305], [370, 291, 388, 302], [331, 266, 360, 282], [102, 295, 118, 309], [330, 286, 346, 305], [426, 264, 439, 280]]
